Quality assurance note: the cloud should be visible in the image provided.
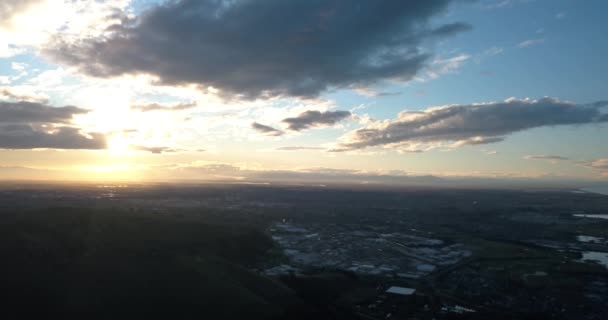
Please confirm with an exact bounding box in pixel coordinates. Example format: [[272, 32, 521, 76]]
[[482, 0, 531, 10], [131, 102, 197, 112], [524, 155, 569, 161], [581, 158, 608, 177], [0, 100, 88, 123], [0, 0, 42, 28], [1, 0, 130, 58], [517, 38, 544, 48], [0, 125, 106, 150], [132, 145, 180, 154], [337, 97, 608, 151], [11, 62, 27, 71], [0, 0, 41, 57], [0, 100, 106, 150], [160, 162, 443, 186], [590, 159, 608, 170], [0, 87, 48, 103], [131, 145, 205, 154], [584, 100, 608, 108], [275, 146, 325, 151], [485, 0, 512, 9], [591, 159, 608, 169], [151, 162, 596, 187], [45, 0, 470, 99], [252, 122, 284, 136], [283, 110, 351, 131], [354, 87, 402, 97], [475, 46, 504, 64], [426, 54, 470, 80], [483, 46, 504, 56], [430, 22, 473, 38]]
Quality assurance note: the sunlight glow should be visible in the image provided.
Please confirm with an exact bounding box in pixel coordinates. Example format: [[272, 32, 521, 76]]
[[74, 163, 146, 181], [107, 135, 131, 156]]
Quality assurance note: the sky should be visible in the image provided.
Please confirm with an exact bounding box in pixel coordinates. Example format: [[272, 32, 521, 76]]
[[0, 0, 607, 185]]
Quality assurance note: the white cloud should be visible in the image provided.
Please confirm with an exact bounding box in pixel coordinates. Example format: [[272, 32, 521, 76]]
[[424, 54, 470, 80], [11, 62, 27, 71], [517, 38, 545, 48], [524, 154, 569, 164], [0, 0, 132, 57], [475, 46, 504, 64], [483, 46, 504, 56]]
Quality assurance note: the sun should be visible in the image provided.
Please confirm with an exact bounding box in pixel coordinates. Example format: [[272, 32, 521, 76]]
[[107, 135, 131, 155]]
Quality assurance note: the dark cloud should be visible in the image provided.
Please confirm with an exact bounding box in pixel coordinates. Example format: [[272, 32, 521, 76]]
[[131, 102, 196, 112], [524, 155, 569, 161], [0, 101, 88, 123], [0, 125, 106, 150], [0, 100, 106, 150], [275, 146, 325, 151], [374, 91, 403, 97], [45, 0, 468, 99], [430, 22, 473, 37], [283, 110, 351, 131], [252, 122, 284, 136], [585, 101, 608, 108], [338, 97, 608, 151], [132, 145, 181, 154]]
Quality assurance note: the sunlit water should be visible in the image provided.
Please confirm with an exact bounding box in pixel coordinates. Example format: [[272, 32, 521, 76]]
[[581, 252, 608, 269], [577, 235, 606, 244], [573, 214, 608, 220]]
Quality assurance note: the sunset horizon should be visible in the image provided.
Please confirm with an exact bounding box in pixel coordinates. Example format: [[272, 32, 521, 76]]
[[1, 0, 607, 187], [2, 2, 608, 318]]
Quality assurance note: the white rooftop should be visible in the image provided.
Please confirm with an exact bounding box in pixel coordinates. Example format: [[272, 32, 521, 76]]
[[386, 286, 416, 295]]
